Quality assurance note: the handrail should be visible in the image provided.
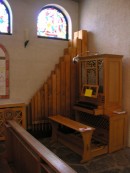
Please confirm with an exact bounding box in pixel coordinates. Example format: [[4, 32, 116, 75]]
[[6, 120, 77, 173]]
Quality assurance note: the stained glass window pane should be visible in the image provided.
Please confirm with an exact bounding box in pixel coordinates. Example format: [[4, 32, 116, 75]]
[[0, 1, 10, 34], [37, 6, 68, 39]]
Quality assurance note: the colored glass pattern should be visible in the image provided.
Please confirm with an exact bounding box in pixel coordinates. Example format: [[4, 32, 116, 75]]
[[37, 6, 68, 39], [0, 1, 9, 34]]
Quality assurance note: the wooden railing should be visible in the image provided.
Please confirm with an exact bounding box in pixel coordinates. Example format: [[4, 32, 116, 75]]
[[0, 103, 26, 141], [5, 120, 77, 173], [27, 30, 88, 136]]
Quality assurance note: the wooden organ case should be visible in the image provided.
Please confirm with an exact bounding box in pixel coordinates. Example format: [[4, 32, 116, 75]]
[[74, 54, 128, 158]]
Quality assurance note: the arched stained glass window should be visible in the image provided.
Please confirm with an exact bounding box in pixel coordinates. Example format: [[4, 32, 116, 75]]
[[0, 0, 11, 34], [37, 6, 68, 40]]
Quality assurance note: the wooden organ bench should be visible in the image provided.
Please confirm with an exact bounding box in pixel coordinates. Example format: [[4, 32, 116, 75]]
[[49, 115, 109, 163], [49, 115, 95, 163]]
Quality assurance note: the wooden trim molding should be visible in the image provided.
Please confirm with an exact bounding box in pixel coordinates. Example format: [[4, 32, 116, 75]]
[[0, 44, 9, 98]]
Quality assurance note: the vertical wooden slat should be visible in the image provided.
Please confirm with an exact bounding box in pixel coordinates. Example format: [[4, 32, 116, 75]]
[[31, 97, 36, 131], [44, 83, 49, 118], [31, 97, 35, 123], [68, 40, 72, 48], [60, 57, 66, 116], [70, 48, 78, 116], [65, 55, 71, 117], [35, 93, 38, 121], [74, 31, 79, 39], [78, 30, 87, 53], [73, 37, 82, 99], [48, 75, 52, 116], [34, 93, 39, 131], [64, 48, 69, 55], [52, 72, 57, 115], [27, 102, 32, 130], [55, 64, 61, 114], [40, 86, 45, 119], [37, 90, 41, 120], [73, 37, 82, 55]]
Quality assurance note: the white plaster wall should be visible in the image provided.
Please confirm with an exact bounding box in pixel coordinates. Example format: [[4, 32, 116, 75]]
[[0, 48, 5, 57], [0, 0, 79, 104], [79, 0, 130, 146]]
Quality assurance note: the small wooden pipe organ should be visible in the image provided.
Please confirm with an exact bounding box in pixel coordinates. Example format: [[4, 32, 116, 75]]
[[73, 54, 128, 155], [26, 30, 128, 161], [48, 54, 128, 162]]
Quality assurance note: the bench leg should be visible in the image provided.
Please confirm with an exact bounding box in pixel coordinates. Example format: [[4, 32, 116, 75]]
[[80, 131, 93, 163], [50, 121, 59, 143]]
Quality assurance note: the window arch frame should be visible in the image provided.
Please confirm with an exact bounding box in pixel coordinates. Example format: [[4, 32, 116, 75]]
[[0, 44, 9, 98], [37, 5, 69, 41], [0, 0, 12, 35]]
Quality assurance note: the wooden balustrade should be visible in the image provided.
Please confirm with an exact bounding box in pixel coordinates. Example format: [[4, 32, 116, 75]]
[[0, 103, 26, 141], [27, 30, 88, 136], [5, 120, 77, 173]]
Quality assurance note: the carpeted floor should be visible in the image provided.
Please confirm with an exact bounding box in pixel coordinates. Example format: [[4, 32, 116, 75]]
[[39, 138, 130, 173]]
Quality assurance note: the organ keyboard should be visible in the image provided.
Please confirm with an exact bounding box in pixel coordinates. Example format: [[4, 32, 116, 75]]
[[74, 101, 103, 115]]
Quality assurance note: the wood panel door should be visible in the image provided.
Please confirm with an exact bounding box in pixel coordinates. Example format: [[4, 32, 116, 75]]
[[109, 113, 128, 153]]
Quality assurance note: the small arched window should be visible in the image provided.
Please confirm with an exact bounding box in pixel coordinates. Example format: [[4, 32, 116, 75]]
[[0, 0, 12, 35], [37, 5, 69, 40]]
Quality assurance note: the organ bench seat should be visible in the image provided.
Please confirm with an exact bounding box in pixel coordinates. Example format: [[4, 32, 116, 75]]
[[49, 115, 108, 163]]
